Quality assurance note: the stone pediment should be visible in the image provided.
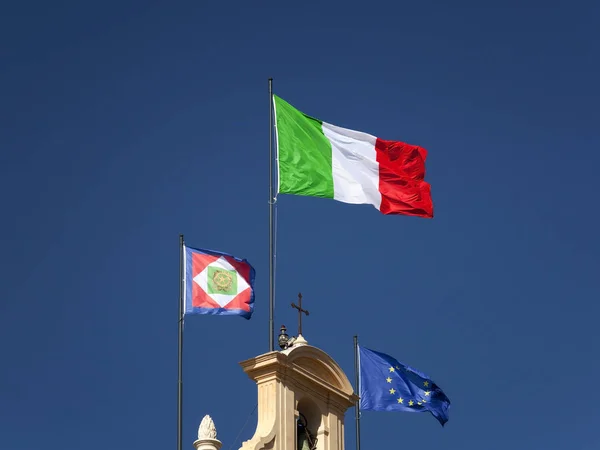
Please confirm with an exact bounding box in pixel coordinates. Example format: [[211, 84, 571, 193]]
[[285, 345, 355, 399], [240, 344, 356, 406]]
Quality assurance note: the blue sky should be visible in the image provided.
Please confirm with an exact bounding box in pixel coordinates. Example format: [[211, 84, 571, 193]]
[[1, 1, 599, 449]]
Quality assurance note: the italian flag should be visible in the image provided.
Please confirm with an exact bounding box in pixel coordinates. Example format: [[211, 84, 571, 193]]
[[273, 95, 433, 218]]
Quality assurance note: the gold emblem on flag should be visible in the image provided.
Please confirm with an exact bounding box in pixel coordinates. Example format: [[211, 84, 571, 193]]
[[212, 270, 234, 292]]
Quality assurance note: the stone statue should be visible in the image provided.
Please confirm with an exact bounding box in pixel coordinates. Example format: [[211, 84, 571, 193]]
[[198, 415, 217, 440]]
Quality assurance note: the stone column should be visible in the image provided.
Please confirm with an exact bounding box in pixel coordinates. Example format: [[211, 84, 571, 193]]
[[193, 415, 222, 450]]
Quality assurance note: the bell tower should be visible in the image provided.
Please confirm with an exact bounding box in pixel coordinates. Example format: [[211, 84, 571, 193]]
[[238, 332, 357, 450]]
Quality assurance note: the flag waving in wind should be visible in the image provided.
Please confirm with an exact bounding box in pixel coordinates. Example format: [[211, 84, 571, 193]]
[[273, 95, 433, 217], [183, 245, 255, 319], [359, 346, 451, 426]]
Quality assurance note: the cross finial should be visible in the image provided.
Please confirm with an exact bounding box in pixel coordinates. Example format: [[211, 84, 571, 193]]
[[291, 292, 309, 336]]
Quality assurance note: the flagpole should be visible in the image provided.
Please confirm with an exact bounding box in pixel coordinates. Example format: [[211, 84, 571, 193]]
[[178, 234, 184, 450], [268, 77, 275, 352], [354, 335, 361, 450]]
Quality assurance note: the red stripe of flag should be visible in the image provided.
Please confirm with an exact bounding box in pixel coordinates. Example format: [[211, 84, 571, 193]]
[[375, 138, 434, 218]]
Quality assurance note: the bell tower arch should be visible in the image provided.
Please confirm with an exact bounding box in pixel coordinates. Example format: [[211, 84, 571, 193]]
[[238, 338, 357, 450]]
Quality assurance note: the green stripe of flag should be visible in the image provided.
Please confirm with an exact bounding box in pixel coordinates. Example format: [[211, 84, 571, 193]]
[[274, 95, 334, 198]]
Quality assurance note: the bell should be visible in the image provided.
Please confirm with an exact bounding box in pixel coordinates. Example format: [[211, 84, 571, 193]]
[[297, 413, 317, 450], [297, 425, 314, 450]]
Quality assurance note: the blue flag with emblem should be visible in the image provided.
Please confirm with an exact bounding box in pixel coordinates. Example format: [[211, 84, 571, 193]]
[[359, 346, 451, 426]]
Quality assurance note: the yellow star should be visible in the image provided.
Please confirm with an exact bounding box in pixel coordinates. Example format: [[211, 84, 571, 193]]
[[417, 402, 422, 406], [422, 399, 427, 404], [397, 397, 404, 404], [389, 388, 396, 394], [395, 365, 401, 370], [408, 400, 414, 406], [423, 381, 429, 387], [424, 391, 431, 396], [386, 377, 392, 383], [389, 367, 395, 372]]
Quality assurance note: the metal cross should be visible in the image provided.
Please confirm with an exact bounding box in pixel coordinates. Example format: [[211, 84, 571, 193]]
[[291, 292, 309, 336]]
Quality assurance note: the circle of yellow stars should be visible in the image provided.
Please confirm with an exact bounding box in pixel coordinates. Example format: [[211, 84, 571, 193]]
[[386, 366, 431, 407]]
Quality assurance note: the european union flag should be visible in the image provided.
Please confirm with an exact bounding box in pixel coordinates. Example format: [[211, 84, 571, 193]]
[[359, 346, 451, 426]]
